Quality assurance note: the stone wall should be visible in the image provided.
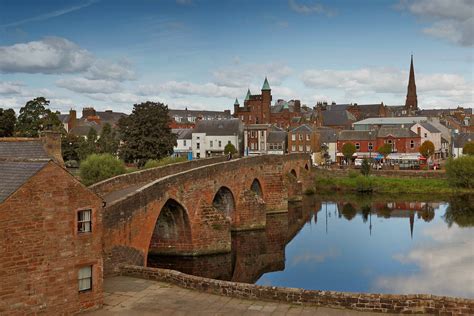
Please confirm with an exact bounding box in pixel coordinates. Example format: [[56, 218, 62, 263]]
[[0, 162, 103, 315], [89, 156, 228, 196], [120, 265, 474, 315]]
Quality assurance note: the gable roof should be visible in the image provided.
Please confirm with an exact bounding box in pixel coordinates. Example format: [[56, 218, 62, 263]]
[[267, 131, 287, 143], [290, 124, 313, 133], [172, 128, 193, 140], [194, 119, 243, 136], [338, 130, 376, 141], [0, 161, 49, 202], [377, 127, 419, 138], [322, 110, 356, 126], [453, 133, 474, 148], [0, 140, 49, 161], [419, 121, 440, 133]]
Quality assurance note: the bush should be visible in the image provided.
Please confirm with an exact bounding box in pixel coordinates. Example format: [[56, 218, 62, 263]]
[[143, 156, 187, 169], [463, 142, 474, 156], [360, 158, 371, 176], [79, 154, 126, 186], [445, 156, 474, 189], [224, 143, 237, 155], [65, 160, 79, 168], [355, 175, 373, 192], [348, 170, 359, 178]]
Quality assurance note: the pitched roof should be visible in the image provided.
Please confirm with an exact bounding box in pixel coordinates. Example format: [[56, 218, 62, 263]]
[[261, 77, 271, 91], [377, 127, 418, 138], [419, 121, 440, 133], [194, 119, 243, 136], [267, 131, 287, 143], [96, 110, 127, 124], [245, 89, 251, 101], [338, 130, 376, 141], [322, 110, 356, 126], [0, 161, 48, 202], [290, 124, 313, 133], [58, 114, 70, 123], [0, 140, 49, 161], [172, 128, 193, 140], [453, 133, 474, 148], [354, 116, 428, 125], [317, 128, 338, 143], [69, 121, 102, 137]]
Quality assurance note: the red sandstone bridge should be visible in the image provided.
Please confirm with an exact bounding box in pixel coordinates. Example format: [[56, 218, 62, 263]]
[[89, 154, 311, 275]]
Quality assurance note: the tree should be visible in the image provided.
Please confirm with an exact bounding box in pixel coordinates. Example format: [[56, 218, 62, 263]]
[[79, 154, 126, 186], [341, 142, 356, 164], [97, 123, 119, 155], [360, 158, 371, 176], [118, 101, 177, 166], [61, 133, 84, 162], [463, 142, 474, 156], [224, 143, 237, 155], [16, 97, 64, 137], [377, 143, 392, 160], [0, 108, 16, 137], [419, 140, 435, 160], [445, 156, 474, 189], [77, 128, 99, 160]]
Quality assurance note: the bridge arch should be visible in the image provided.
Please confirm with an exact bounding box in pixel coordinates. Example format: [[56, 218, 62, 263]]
[[213, 186, 236, 219], [250, 178, 263, 198], [148, 199, 192, 255]]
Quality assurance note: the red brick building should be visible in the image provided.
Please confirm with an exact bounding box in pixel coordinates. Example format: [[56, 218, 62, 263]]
[[288, 124, 320, 154], [0, 137, 104, 314], [234, 78, 272, 124]]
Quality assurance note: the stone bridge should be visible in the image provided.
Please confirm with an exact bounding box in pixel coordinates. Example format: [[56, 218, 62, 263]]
[[90, 154, 311, 275]]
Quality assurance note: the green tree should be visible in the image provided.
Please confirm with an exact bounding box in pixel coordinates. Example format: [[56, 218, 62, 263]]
[[79, 153, 126, 186], [16, 97, 64, 137], [77, 127, 99, 160], [445, 156, 474, 189], [224, 143, 237, 155], [463, 142, 474, 156], [118, 101, 176, 166], [443, 194, 474, 227], [0, 108, 16, 137], [61, 133, 84, 162], [377, 143, 392, 159], [341, 142, 356, 164], [97, 123, 119, 155], [419, 140, 435, 159], [360, 158, 371, 176]]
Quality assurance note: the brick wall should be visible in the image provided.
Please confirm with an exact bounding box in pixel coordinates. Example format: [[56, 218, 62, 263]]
[[0, 162, 103, 315], [120, 265, 474, 315]]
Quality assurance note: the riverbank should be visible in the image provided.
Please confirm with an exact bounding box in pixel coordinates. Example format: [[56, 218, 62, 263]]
[[312, 170, 473, 195]]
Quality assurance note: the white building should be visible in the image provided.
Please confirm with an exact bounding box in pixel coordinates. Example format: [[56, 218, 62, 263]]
[[452, 133, 473, 158], [191, 119, 243, 159], [410, 122, 442, 159], [172, 128, 193, 158]]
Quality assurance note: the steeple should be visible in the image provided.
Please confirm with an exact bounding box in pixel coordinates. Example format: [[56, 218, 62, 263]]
[[245, 89, 251, 101], [234, 98, 239, 106], [261, 77, 271, 91], [405, 54, 418, 111]]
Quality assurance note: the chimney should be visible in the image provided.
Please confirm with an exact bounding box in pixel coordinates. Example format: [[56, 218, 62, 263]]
[[294, 100, 301, 113], [40, 131, 64, 166], [82, 107, 96, 118], [68, 109, 77, 130], [417, 127, 421, 136]]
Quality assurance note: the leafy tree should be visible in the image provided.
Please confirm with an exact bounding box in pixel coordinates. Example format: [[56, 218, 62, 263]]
[[445, 156, 474, 189], [79, 153, 126, 186], [16, 97, 64, 137], [97, 123, 119, 155], [0, 108, 16, 137], [360, 158, 371, 176], [118, 101, 176, 166], [77, 127, 99, 160], [62, 133, 84, 162], [463, 141, 474, 156], [377, 143, 392, 159], [224, 143, 237, 155], [341, 142, 356, 164], [419, 140, 435, 159]]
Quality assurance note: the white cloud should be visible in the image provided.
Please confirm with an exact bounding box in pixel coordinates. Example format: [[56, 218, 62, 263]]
[[176, 0, 192, 5], [288, 0, 336, 17], [0, 37, 135, 81], [56, 77, 123, 94], [397, 0, 473, 46], [0, 81, 24, 95], [301, 67, 473, 106], [138, 81, 241, 99]]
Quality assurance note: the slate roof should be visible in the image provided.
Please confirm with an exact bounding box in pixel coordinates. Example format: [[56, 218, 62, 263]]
[[96, 111, 127, 125], [419, 121, 440, 133], [194, 119, 243, 136], [290, 124, 313, 133], [317, 128, 338, 143], [58, 114, 70, 123], [354, 116, 428, 126], [322, 110, 356, 127], [69, 122, 102, 137], [267, 131, 287, 143], [377, 127, 419, 138], [0, 141, 49, 161], [172, 128, 193, 140], [338, 130, 376, 141], [0, 160, 49, 202], [453, 133, 474, 148]]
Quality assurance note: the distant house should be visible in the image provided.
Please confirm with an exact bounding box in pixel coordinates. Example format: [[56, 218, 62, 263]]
[[61, 107, 126, 138], [452, 133, 474, 158], [353, 117, 428, 131], [410, 122, 442, 159], [169, 108, 232, 128], [244, 124, 272, 155], [317, 128, 338, 163], [191, 119, 243, 158], [172, 128, 193, 158], [0, 136, 103, 314], [320, 110, 356, 130], [267, 129, 287, 155]]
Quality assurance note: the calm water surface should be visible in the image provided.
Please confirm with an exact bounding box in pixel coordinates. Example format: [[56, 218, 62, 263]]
[[149, 194, 474, 298]]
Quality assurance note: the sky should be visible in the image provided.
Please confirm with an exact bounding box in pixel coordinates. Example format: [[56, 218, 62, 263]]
[[0, 0, 473, 114]]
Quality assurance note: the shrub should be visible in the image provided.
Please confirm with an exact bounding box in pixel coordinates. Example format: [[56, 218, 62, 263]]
[[65, 160, 79, 168], [463, 142, 474, 156], [79, 153, 126, 186], [348, 170, 359, 178], [355, 175, 373, 192], [224, 143, 237, 155], [342, 143, 356, 163], [143, 156, 187, 169], [360, 158, 371, 176], [445, 156, 474, 189]]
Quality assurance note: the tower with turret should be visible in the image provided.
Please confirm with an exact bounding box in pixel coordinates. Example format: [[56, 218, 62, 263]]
[[233, 78, 272, 124]]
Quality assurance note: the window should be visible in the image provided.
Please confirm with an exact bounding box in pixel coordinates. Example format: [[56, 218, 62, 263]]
[[183, 140, 187, 147], [251, 131, 255, 138], [368, 142, 373, 151], [210, 141, 213, 148], [241, 115, 244, 121], [410, 140, 415, 148], [306, 145, 311, 152], [78, 209, 92, 233], [299, 134, 303, 141], [299, 145, 303, 152], [196, 143, 200, 149], [261, 131, 264, 137], [218, 141, 222, 147], [306, 134, 310, 141], [291, 134, 296, 141], [292, 145, 296, 151], [424, 133, 427, 138], [78, 266, 92, 292], [355, 143, 360, 151]]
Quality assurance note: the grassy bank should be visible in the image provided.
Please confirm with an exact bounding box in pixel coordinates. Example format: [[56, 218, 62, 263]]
[[313, 172, 473, 195]]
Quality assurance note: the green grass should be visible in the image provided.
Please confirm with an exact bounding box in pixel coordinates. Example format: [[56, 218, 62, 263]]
[[314, 174, 472, 195]]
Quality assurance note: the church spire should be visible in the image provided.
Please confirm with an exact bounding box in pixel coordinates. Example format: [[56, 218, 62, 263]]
[[405, 54, 418, 111]]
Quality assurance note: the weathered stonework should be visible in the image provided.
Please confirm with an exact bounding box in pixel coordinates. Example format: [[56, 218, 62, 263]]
[[120, 265, 474, 315]]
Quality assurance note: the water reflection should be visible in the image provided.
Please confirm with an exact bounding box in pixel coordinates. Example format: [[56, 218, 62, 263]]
[[149, 194, 474, 298]]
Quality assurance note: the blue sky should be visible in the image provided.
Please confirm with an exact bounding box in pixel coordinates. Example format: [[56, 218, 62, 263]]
[[0, 0, 472, 114]]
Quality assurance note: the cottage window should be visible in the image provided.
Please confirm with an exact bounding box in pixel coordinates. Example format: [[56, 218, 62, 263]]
[[78, 266, 92, 292], [355, 143, 360, 151], [291, 134, 296, 141], [78, 209, 92, 233], [210, 141, 213, 148]]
